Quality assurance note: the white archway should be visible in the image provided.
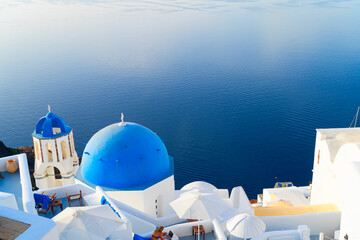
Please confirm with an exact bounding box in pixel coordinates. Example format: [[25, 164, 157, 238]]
[[43, 165, 64, 188]]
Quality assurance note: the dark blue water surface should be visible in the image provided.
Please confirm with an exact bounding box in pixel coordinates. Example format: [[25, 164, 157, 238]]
[[1, 0, 360, 197]]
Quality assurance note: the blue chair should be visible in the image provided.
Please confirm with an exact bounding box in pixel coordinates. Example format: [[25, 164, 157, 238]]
[[34, 193, 56, 214], [133, 234, 151, 240]]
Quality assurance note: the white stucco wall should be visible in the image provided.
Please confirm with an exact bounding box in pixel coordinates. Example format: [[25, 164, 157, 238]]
[[33, 130, 79, 190], [106, 176, 175, 218], [310, 128, 360, 208], [260, 211, 340, 237], [337, 144, 360, 240], [229, 186, 254, 214], [310, 128, 360, 239], [310, 130, 339, 206]]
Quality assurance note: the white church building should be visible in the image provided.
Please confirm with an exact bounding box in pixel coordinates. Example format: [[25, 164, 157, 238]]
[[77, 117, 176, 218]]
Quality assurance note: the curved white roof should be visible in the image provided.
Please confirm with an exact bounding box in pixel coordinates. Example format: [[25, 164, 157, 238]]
[[181, 181, 217, 191]]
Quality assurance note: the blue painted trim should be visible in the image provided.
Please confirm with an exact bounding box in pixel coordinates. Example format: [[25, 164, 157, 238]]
[[32, 126, 72, 139]]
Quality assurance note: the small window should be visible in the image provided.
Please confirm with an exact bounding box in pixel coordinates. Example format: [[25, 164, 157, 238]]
[[61, 141, 68, 159], [46, 143, 53, 162], [53, 127, 61, 135], [54, 167, 62, 179], [34, 141, 40, 160]]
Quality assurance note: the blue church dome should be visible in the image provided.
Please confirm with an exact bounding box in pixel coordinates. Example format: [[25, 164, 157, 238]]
[[80, 122, 173, 190], [33, 111, 72, 138]]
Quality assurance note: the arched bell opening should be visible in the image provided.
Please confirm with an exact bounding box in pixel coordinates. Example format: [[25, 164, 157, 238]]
[[43, 166, 63, 188]]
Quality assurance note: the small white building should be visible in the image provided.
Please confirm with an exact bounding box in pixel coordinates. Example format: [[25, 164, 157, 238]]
[[311, 127, 360, 239], [32, 109, 79, 189]]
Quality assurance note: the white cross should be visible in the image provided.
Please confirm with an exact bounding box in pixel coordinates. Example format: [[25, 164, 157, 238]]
[[119, 113, 126, 126]]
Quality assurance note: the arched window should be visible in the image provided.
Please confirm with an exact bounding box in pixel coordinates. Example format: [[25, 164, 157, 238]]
[[61, 141, 68, 159], [46, 143, 53, 162], [34, 141, 40, 161], [54, 167, 62, 179], [53, 128, 61, 135]]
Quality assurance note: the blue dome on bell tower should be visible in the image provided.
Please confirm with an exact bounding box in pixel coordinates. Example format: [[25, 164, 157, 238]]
[[32, 108, 72, 139]]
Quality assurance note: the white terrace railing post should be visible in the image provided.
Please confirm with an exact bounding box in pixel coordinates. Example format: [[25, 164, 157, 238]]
[[17, 153, 37, 215], [212, 218, 227, 240], [298, 225, 310, 240]]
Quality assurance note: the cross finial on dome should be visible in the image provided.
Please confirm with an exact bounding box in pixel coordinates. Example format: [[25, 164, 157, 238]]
[[48, 104, 51, 113], [119, 113, 126, 126]]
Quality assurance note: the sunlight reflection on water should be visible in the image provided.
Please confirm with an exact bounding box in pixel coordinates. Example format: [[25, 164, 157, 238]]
[[1, 0, 360, 197]]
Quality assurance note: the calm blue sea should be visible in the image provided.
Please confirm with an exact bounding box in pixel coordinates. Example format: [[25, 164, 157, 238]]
[[1, 0, 360, 198]]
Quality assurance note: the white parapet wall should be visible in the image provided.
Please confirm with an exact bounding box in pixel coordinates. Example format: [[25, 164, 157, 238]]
[[0, 192, 18, 210], [102, 191, 182, 227], [262, 187, 310, 206], [229, 186, 254, 214], [105, 176, 176, 218], [251, 225, 310, 240], [0, 154, 37, 215], [260, 211, 340, 237]]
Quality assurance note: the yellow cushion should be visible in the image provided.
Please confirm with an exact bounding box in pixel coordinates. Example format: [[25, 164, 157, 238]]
[[254, 203, 340, 216]]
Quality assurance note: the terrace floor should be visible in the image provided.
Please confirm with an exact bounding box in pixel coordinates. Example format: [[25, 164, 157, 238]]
[[37, 196, 84, 219], [0, 216, 30, 240], [0, 171, 23, 211]]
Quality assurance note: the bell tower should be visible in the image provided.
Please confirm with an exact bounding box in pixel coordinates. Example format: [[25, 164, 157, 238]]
[[32, 106, 79, 190]]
